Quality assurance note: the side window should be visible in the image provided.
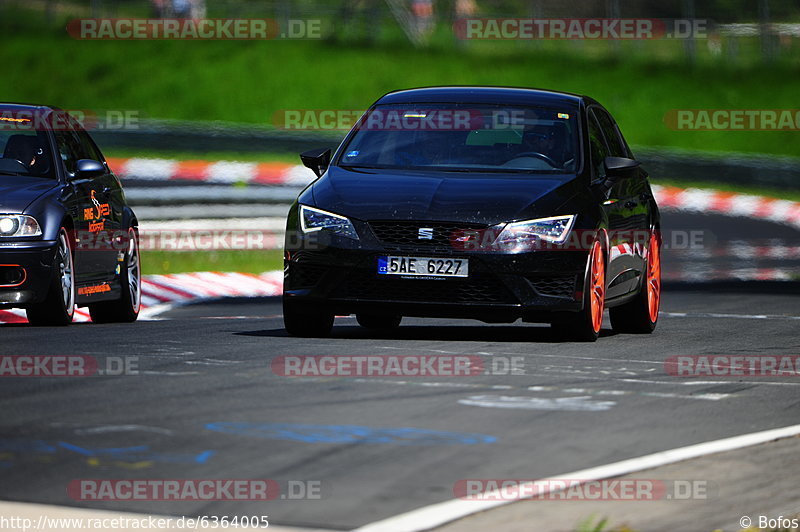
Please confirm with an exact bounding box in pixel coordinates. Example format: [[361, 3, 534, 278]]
[[587, 113, 609, 178], [53, 130, 82, 175], [592, 108, 628, 158], [75, 128, 104, 163]]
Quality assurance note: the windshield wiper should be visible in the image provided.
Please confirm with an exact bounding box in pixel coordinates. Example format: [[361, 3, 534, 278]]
[[441, 167, 537, 173], [0, 171, 27, 176], [340, 165, 385, 170]]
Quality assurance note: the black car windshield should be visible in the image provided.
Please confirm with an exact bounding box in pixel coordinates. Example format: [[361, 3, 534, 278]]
[[338, 104, 579, 174], [0, 130, 56, 179]]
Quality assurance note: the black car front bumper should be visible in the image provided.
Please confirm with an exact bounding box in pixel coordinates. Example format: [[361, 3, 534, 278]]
[[0, 240, 58, 308], [284, 232, 590, 323]]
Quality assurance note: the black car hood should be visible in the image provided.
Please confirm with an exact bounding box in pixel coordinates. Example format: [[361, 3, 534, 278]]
[[0, 176, 58, 213], [311, 166, 582, 225]]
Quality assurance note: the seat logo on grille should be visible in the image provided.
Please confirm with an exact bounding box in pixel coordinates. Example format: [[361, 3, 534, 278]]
[[418, 227, 434, 240]]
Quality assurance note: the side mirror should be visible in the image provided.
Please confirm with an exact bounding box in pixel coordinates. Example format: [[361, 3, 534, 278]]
[[74, 159, 105, 179], [300, 148, 331, 178], [604, 157, 640, 181]]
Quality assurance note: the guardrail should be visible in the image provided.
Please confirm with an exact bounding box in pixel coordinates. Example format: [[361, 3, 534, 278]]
[[634, 146, 800, 190], [93, 120, 342, 157], [97, 123, 800, 191]]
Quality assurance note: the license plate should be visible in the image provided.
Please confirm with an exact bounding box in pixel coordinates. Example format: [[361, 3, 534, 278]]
[[377, 256, 469, 278]]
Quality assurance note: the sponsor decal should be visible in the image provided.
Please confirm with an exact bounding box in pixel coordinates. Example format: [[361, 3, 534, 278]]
[[83, 191, 110, 233], [88, 221, 105, 233], [78, 283, 111, 296]]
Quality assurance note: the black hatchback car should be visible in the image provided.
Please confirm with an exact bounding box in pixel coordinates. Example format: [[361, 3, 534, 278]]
[[284, 87, 661, 341], [0, 104, 140, 325]]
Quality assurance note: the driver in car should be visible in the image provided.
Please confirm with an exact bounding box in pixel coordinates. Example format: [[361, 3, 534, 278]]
[[2, 135, 47, 174], [520, 126, 557, 162]]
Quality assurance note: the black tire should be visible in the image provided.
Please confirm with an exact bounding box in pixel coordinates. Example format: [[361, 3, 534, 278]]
[[26, 227, 75, 326], [283, 299, 334, 337], [356, 314, 402, 330], [88, 227, 141, 324], [550, 240, 606, 342], [610, 232, 661, 334]]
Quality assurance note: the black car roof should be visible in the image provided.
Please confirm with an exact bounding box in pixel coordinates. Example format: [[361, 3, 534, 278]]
[[376, 86, 587, 107], [0, 103, 60, 118]]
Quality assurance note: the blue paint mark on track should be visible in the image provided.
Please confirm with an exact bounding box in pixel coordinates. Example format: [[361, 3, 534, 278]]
[[0, 438, 214, 464], [205, 422, 496, 445], [0, 439, 57, 453]]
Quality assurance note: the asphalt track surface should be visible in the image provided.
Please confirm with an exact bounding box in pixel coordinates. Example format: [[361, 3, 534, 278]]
[[0, 212, 798, 530]]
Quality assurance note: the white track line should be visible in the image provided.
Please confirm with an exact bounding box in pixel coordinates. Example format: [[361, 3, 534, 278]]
[[353, 423, 800, 532], [662, 311, 800, 320]]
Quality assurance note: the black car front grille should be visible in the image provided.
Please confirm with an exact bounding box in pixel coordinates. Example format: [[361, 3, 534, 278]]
[[527, 274, 576, 298], [289, 263, 329, 288], [336, 272, 517, 304], [368, 221, 489, 253]]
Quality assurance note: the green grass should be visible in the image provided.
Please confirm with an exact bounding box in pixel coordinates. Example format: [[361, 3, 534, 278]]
[[575, 516, 636, 532], [2, 13, 800, 158], [141, 250, 283, 275]]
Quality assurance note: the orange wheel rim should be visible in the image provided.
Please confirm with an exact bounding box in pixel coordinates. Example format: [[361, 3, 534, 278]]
[[590, 241, 605, 333], [647, 233, 661, 323]]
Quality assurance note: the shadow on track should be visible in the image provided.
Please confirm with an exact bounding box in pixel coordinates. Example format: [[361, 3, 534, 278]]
[[235, 324, 619, 343]]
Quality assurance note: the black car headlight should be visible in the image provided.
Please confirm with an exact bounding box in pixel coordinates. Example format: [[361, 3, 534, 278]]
[[494, 215, 576, 252], [0, 215, 42, 237], [300, 205, 359, 240]]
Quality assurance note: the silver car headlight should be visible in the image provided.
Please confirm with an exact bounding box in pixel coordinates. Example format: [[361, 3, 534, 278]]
[[494, 215, 576, 251], [0, 215, 42, 237], [300, 205, 359, 240]]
